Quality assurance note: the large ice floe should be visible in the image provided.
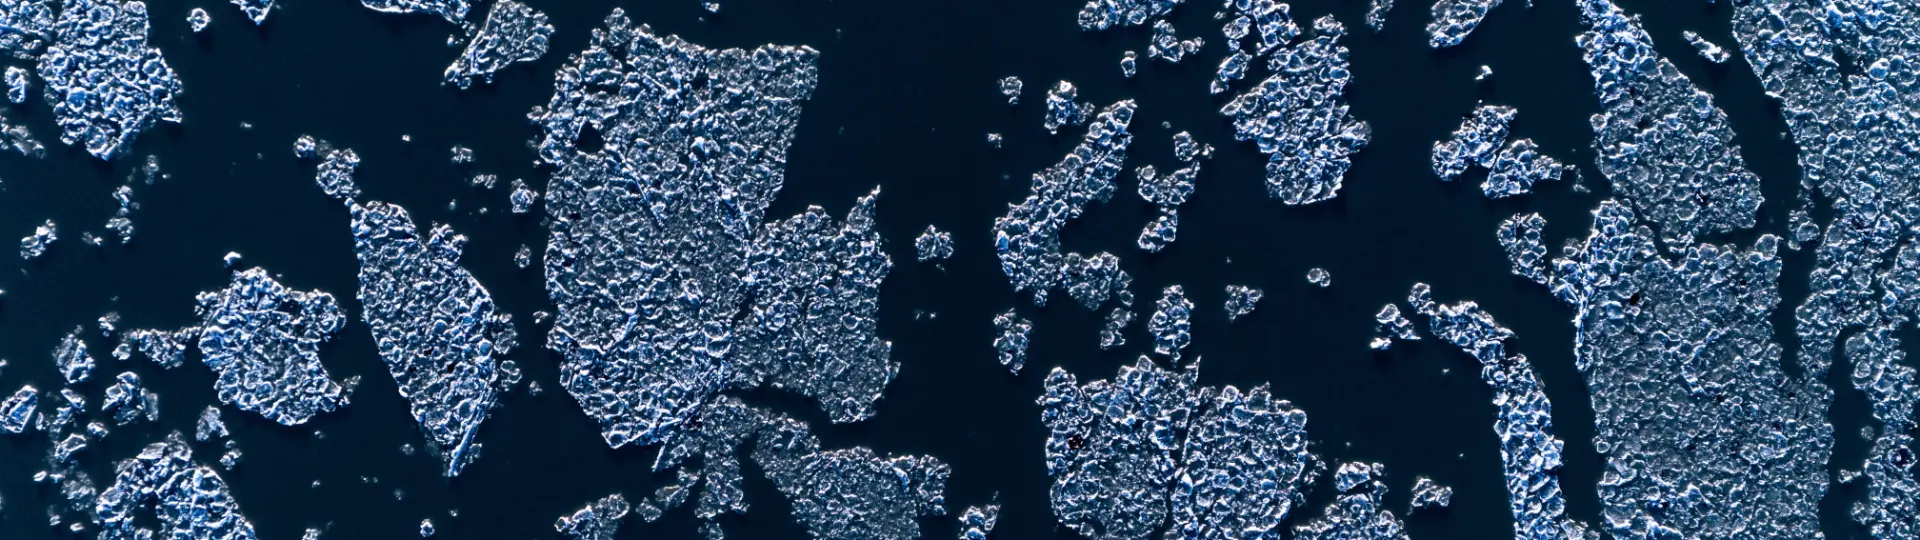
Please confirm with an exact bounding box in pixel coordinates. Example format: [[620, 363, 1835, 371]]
[[1220, 12, 1369, 205], [304, 140, 516, 477], [94, 433, 256, 540], [443, 0, 551, 89], [194, 267, 356, 425], [36, 0, 182, 159], [1039, 357, 1314, 540]]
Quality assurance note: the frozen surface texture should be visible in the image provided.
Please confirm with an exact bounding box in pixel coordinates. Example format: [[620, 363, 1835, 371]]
[[1426, 0, 1502, 48], [95, 434, 256, 540], [360, 0, 467, 24], [1431, 104, 1514, 181], [444, 0, 551, 89], [1221, 14, 1368, 205], [995, 100, 1135, 306], [992, 309, 1032, 375], [37, 0, 182, 159], [0, 0, 55, 58], [1292, 462, 1407, 540], [1497, 212, 1549, 286], [194, 268, 355, 425], [1076, 0, 1180, 31]]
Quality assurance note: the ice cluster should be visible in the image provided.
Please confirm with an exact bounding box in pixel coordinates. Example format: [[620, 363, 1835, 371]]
[[998, 76, 1021, 105], [37, 0, 182, 159], [1497, 212, 1548, 285], [995, 100, 1135, 306], [1680, 30, 1728, 64], [1417, 296, 1577, 539], [508, 179, 536, 214], [195, 405, 228, 441], [1076, 0, 1180, 31], [443, 0, 551, 89], [1306, 267, 1330, 287], [230, 0, 271, 24], [360, 0, 467, 24], [1541, 200, 1824, 538], [992, 309, 1031, 375], [1042, 81, 1091, 134], [956, 497, 999, 540], [194, 267, 356, 425], [1574, 0, 1761, 246], [20, 218, 54, 259], [1147, 285, 1192, 360], [101, 372, 158, 426], [1040, 358, 1315, 540], [2, 385, 37, 434], [0, 0, 54, 58], [555, 494, 629, 540], [53, 327, 93, 384], [535, 11, 908, 450], [5, 65, 25, 103], [1366, 0, 1392, 32], [1120, 50, 1137, 78], [1292, 462, 1406, 540], [650, 395, 949, 539], [1147, 19, 1203, 64], [1369, 303, 1419, 351], [1426, 0, 1502, 48], [1431, 104, 1514, 181], [1482, 139, 1563, 198], [1220, 14, 1369, 205], [916, 225, 953, 262], [1223, 284, 1262, 322], [95, 434, 256, 540], [1408, 477, 1452, 512], [122, 327, 193, 369]]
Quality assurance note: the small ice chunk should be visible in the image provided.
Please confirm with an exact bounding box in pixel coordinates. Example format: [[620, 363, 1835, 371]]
[[1682, 30, 1730, 63], [957, 496, 1000, 539], [1120, 50, 1138, 78], [1, 385, 36, 434], [555, 494, 629, 540], [514, 244, 532, 269], [53, 328, 93, 385], [986, 133, 1003, 148], [313, 142, 362, 201], [20, 219, 54, 259], [101, 372, 159, 426], [508, 179, 537, 213], [998, 76, 1022, 105], [915, 225, 954, 262], [992, 309, 1032, 375], [195, 405, 229, 442], [4, 66, 27, 103], [360, 0, 467, 24], [419, 519, 434, 537], [1042, 81, 1089, 134], [1367, 0, 1393, 32], [444, 1, 553, 89], [231, 0, 273, 24], [1100, 307, 1132, 349], [1224, 284, 1263, 322], [1147, 19, 1204, 64], [187, 8, 211, 32], [1147, 285, 1193, 359], [293, 135, 317, 159], [1408, 477, 1453, 512], [1306, 267, 1331, 287], [449, 145, 474, 164], [195, 267, 355, 425]]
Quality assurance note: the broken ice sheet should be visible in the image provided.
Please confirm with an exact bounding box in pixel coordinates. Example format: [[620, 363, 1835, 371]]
[[95, 433, 257, 540], [991, 309, 1031, 375], [556, 493, 629, 540], [1042, 80, 1090, 134], [996, 101, 1135, 305], [1, 385, 36, 434], [915, 224, 953, 262], [1482, 138, 1562, 198], [1136, 207, 1178, 252], [1221, 15, 1369, 205], [1147, 19, 1204, 64], [360, 0, 467, 24], [123, 327, 194, 369], [1431, 104, 1515, 181], [1370, 304, 1419, 350], [443, 0, 552, 89], [1426, 0, 1502, 48], [195, 267, 355, 425], [37, 0, 183, 159], [1497, 212, 1549, 285]]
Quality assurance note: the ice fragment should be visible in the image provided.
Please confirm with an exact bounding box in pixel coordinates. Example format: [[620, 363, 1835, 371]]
[[38, 0, 183, 159], [992, 309, 1031, 375], [915, 225, 953, 262], [194, 267, 354, 425], [443, 0, 551, 89], [1220, 15, 1368, 205]]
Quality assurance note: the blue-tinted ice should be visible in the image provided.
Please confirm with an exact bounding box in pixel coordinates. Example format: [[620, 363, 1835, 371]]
[[443, 0, 550, 89], [95, 433, 256, 540], [194, 267, 355, 425], [1221, 15, 1368, 205], [37, 0, 182, 159]]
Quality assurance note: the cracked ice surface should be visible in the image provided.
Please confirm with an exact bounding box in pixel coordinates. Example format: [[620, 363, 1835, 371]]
[[1426, 0, 1502, 48], [1221, 15, 1369, 205], [1542, 200, 1824, 538], [95, 434, 256, 540], [194, 267, 355, 425], [444, 0, 551, 89], [360, 0, 466, 24], [1076, 0, 1180, 31], [1419, 296, 1575, 539], [37, 0, 182, 159], [1497, 212, 1548, 286], [0, 0, 54, 58], [1574, 0, 1761, 246], [555, 494, 629, 540], [995, 100, 1135, 306], [346, 200, 515, 477], [1431, 104, 1514, 181], [1293, 462, 1407, 540], [531, 9, 821, 448]]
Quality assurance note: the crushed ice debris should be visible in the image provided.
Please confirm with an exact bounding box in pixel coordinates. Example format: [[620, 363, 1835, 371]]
[[1431, 104, 1515, 181], [1408, 477, 1452, 512], [1147, 19, 1204, 64], [1120, 50, 1137, 78], [998, 76, 1022, 105], [556, 494, 629, 540], [1294, 462, 1407, 539], [992, 309, 1032, 375], [53, 327, 93, 384], [1497, 212, 1549, 285], [123, 327, 193, 369], [419, 519, 434, 537], [651, 396, 948, 538], [1221, 15, 1369, 205], [4, 65, 26, 103], [195, 267, 356, 425], [513, 244, 531, 268], [985, 132, 1002, 148], [1171, 131, 1210, 162], [1223, 285, 1262, 322], [1137, 206, 1178, 252], [956, 496, 999, 539], [1136, 164, 1194, 207], [1574, 0, 1761, 246], [1306, 267, 1331, 287], [1427, 0, 1501, 48], [1042, 81, 1091, 134], [1475, 65, 1493, 80], [0, 107, 43, 157], [703, 1, 719, 14], [1042, 359, 1315, 539], [1681, 30, 1728, 64], [95, 433, 257, 540], [443, 0, 551, 89], [996, 101, 1135, 306], [915, 225, 954, 262], [38, 0, 182, 159], [1483, 139, 1563, 198], [360, 0, 467, 24], [1366, 0, 1392, 32], [448, 145, 473, 164], [1076, 0, 1181, 31], [1543, 199, 1822, 537], [1100, 306, 1132, 350], [20, 218, 54, 259], [1, 385, 36, 434], [187, 8, 210, 31], [195, 405, 228, 442], [508, 179, 536, 214], [1211, 49, 1250, 95], [305, 139, 361, 200], [101, 372, 159, 426], [230, 0, 271, 24], [1148, 285, 1193, 360], [1370, 304, 1419, 350]]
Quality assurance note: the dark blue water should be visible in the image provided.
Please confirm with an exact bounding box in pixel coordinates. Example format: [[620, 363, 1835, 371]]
[[0, 0, 1876, 538]]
